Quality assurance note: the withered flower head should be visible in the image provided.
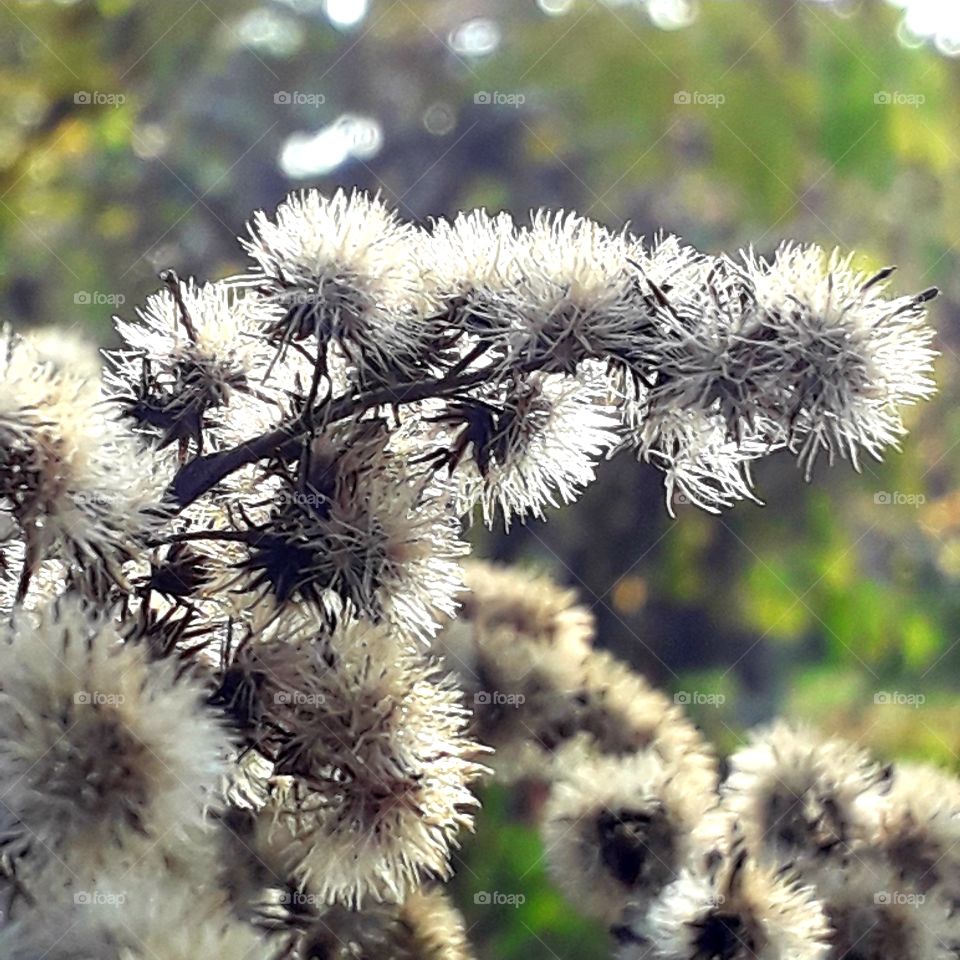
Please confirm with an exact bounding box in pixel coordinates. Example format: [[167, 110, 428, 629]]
[[243, 188, 431, 386], [0, 598, 231, 868], [251, 620, 488, 906], [722, 722, 881, 869], [543, 747, 721, 920], [618, 848, 829, 960]]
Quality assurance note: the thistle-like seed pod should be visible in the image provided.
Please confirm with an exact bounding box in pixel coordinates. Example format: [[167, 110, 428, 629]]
[[234, 446, 467, 641], [0, 598, 232, 870], [722, 722, 881, 869], [857, 760, 960, 904], [742, 244, 937, 477], [507, 212, 647, 376], [108, 278, 270, 454], [248, 620, 488, 906], [243, 188, 430, 386], [456, 367, 621, 527], [420, 208, 520, 358], [292, 886, 473, 959], [437, 617, 715, 786], [0, 328, 165, 591], [454, 558, 595, 654], [542, 748, 721, 920], [616, 848, 830, 960], [807, 857, 960, 960]]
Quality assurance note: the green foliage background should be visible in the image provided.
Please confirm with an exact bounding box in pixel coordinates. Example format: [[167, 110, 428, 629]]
[[2, 1, 959, 955]]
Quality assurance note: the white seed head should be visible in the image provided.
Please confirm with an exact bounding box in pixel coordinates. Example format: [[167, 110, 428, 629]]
[[252, 620, 488, 906], [453, 367, 620, 527], [742, 244, 937, 477], [619, 850, 829, 960], [0, 598, 232, 868], [243, 188, 432, 386], [543, 747, 720, 920], [0, 328, 165, 589], [723, 721, 881, 869]]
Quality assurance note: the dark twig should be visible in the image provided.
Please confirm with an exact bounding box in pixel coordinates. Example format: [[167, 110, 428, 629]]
[[169, 363, 513, 509]]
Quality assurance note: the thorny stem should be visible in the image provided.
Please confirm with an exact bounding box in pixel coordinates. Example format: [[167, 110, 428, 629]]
[[169, 362, 520, 509]]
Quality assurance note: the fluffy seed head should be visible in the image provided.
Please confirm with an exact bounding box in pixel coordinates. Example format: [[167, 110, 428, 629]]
[[108, 279, 270, 452], [0, 598, 231, 868], [229, 422, 465, 640], [624, 403, 765, 514], [422, 209, 520, 352], [618, 849, 830, 960], [742, 244, 937, 477], [243, 188, 430, 386], [808, 857, 959, 960], [436, 624, 715, 787], [456, 558, 595, 655], [250, 620, 488, 906], [507, 212, 645, 374], [0, 328, 165, 586], [639, 255, 778, 438], [542, 748, 721, 921], [293, 887, 472, 960], [722, 722, 881, 869], [857, 760, 960, 904], [448, 367, 619, 527], [237, 462, 467, 642]]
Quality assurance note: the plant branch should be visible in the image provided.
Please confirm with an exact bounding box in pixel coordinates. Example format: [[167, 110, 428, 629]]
[[169, 363, 503, 509]]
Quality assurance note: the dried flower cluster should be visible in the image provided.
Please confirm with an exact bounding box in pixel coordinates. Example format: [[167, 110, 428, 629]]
[[0, 189, 941, 958], [438, 565, 960, 960]]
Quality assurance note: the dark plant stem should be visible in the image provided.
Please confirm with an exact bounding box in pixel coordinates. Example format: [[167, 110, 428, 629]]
[[169, 364, 508, 509]]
